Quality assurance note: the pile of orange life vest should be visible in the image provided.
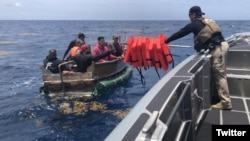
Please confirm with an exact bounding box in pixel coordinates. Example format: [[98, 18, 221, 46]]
[[123, 34, 173, 71]]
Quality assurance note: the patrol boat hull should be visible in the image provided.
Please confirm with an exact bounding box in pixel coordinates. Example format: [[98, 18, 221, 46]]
[[105, 32, 250, 141]]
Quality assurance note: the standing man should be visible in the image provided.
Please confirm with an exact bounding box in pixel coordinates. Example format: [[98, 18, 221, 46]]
[[165, 6, 232, 110], [63, 32, 86, 60]]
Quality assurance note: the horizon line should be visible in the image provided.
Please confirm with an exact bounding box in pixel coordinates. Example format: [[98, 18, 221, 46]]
[[1, 19, 250, 21]]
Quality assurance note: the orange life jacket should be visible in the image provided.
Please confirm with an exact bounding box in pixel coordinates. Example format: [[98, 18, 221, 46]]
[[70, 46, 81, 57], [123, 34, 173, 71]]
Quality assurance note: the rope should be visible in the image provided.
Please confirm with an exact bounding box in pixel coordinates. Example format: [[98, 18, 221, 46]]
[[154, 67, 161, 79], [169, 54, 175, 68], [136, 67, 146, 86]]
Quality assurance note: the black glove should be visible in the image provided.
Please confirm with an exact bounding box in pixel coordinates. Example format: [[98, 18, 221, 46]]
[[165, 39, 169, 44]]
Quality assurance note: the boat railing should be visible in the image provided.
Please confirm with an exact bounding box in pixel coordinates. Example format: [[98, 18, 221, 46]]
[[133, 82, 192, 141], [58, 60, 75, 72], [58, 60, 75, 90], [161, 82, 193, 141], [226, 32, 250, 47], [226, 36, 250, 98]]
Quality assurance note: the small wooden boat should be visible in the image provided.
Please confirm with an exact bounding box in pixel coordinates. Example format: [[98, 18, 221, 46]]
[[105, 32, 250, 141], [40, 58, 132, 101]]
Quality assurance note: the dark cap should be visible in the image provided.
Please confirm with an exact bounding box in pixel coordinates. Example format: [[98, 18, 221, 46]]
[[189, 6, 205, 16], [78, 32, 85, 38], [49, 49, 57, 56]]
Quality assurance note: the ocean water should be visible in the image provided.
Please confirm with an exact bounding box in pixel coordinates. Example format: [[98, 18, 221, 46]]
[[0, 20, 250, 141]]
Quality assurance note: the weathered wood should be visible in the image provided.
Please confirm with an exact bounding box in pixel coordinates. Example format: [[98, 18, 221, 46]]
[[43, 72, 92, 81], [93, 59, 126, 78], [41, 58, 128, 99]]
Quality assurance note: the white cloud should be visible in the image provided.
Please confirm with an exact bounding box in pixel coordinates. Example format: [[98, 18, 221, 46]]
[[14, 2, 22, 7]]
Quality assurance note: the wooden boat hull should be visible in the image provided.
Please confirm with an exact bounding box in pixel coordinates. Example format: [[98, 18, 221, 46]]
[[41, 59, 132, 100]]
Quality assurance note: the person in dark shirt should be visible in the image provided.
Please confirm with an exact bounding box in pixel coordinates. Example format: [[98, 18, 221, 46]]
[[71, 44, 114, 73], [63, 32, 86, 60], [165, 11, 204, 50], [43, 49, 72, 74], [108, 34, 124, 57], [165, 6, 232, 110]]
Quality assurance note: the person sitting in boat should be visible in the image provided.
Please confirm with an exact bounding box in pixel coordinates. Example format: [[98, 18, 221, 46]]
[[63, 32, 86, 60], [43, 49, 72, 74], [70, 44, 114, 72], [69, 38, 85, 58], [93, 36, 118, 62], [108, 34, 124, 57]]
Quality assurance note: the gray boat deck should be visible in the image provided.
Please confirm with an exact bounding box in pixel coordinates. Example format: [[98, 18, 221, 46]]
[[196, 97, 250, 141], [197, 33, 250, 141]]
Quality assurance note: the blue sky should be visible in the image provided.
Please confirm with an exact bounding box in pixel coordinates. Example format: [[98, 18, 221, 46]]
[[0, 0, 250, 20]]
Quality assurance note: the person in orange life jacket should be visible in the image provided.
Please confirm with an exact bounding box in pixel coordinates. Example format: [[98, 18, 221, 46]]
[[63, 32, 86, 60], [108, 34, 124, 57], [70, 44, 114, 72], [93, 36, 118, 62], [43, 49, 71, 74], [69, 38, 84, 58], [165, 6, 232, 110]]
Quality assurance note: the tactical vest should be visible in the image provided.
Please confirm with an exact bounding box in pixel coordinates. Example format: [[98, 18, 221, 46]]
[[194, 17, 221, 51]]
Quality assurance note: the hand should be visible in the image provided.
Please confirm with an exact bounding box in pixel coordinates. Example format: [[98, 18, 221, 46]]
[[108, 48, 115, 53], [116, 56, 122, 59], [63, 57, 69, 61], [165, 39, 169, 44]]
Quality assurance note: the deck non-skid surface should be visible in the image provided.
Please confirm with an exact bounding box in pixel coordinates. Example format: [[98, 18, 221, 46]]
[[196, 97, 250, 141]]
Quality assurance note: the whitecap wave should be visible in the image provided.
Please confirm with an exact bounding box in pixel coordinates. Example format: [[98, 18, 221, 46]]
[[0, 41, 17, 45]]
